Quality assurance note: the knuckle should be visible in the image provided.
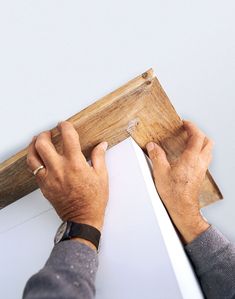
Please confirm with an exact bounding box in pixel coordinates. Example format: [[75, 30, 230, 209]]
[[150, 148, 160, 159], [70, 160, 84, 171], [35, 137, 47, 151], [39, 131, 49, 138], [62, 120, 69, 126], [62, 121, 73, 130], [195, 131, 205, 140], [26, 155, 34, 166], [184, 120, 193, 128], [94, 145, 103, 155], [37, 132, 45, 140], [67, 131, 77, 141]]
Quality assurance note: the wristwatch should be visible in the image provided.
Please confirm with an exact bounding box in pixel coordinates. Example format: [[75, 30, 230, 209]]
[[54, 221, 101, 250]]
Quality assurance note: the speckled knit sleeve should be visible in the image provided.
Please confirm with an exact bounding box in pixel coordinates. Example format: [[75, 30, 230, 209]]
[[23, 240, 98, 299], [185, 225, 235, 299]]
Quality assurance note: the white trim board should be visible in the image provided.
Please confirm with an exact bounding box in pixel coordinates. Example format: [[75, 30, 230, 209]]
[[0, 137, 204, 299]]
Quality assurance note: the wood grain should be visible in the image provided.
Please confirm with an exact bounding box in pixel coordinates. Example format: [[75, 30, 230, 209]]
[[0, 69, 222, 209]]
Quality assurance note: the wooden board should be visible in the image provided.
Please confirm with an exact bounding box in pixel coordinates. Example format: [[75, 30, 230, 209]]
[[0, 69, 222, 209]]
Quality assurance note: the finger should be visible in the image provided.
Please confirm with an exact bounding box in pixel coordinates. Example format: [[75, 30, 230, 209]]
[[201, 136, 213, 150], [91, 141, 108, 175], [146, 142, 170, 175], [58, 121, 84, 160], [27, 137, 46, 180], [183, 120, 205, 154], [35, 131, 60, 169], [201, 137, 214, 165]]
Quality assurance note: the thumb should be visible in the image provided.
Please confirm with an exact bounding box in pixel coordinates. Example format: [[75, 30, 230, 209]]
[[146, 142, 170, 173], [91, 141, 108, 175]]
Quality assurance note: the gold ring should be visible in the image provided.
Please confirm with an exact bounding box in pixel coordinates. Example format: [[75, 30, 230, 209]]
[[33, 165, 45, 176]]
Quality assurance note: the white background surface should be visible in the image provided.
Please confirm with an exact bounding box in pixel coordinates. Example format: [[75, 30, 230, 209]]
[[0, 138, 203, 299], [0, 0, 234, 243]]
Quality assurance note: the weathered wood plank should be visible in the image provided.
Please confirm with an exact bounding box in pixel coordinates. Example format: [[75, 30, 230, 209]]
[[0, 69, 222, 209]]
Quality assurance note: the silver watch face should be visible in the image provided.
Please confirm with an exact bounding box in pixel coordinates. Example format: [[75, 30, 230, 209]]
[[54, 221, 68, 244]]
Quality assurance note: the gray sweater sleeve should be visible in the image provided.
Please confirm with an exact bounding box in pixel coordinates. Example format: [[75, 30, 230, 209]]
[[23, 240, 98, 299], [185, 225, 235, 299]]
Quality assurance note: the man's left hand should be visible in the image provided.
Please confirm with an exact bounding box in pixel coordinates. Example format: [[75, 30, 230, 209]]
[[26, 121, 109, 232]]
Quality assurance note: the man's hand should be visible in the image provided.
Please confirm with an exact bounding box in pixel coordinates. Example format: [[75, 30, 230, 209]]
[[27, 121, 109, 232], [146, 120, 212, 244]]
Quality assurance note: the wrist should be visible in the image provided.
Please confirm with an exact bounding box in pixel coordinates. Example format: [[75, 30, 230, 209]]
[[72, 237, 97, 251], [54, 221, 101, 250], [173, 215, 210, 244], [68, 218, 104, 232]]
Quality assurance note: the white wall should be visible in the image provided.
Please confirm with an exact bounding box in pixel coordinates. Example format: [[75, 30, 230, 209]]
[[0, 138, 203, 299], [0, 1, 234, 242]]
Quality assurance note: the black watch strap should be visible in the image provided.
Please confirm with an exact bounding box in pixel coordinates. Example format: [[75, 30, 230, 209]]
[[62, 222, 101, 250]]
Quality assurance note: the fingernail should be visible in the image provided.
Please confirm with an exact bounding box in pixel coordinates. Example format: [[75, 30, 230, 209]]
[[101, 141, 108, 151], [146, 142, 155, 152]]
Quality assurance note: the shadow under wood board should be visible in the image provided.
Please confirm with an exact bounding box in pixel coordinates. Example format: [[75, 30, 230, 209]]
[[0, 69, 222, 210]]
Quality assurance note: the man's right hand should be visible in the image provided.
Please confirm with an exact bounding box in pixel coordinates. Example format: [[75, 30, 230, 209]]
[[146, 120, 213, 244]]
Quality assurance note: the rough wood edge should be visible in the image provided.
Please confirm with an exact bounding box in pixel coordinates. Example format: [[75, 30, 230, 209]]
[[0, 68, 223, 209], [0, 69, 154, 171]]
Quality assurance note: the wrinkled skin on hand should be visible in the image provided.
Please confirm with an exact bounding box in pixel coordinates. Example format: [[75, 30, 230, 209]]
[[146, 121, 212, 244], [27, 121, 109, 232]]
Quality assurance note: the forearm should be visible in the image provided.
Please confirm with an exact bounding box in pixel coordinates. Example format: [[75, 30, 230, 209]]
[[185, 226, 235, 299], [23, 240, 98, 299]]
